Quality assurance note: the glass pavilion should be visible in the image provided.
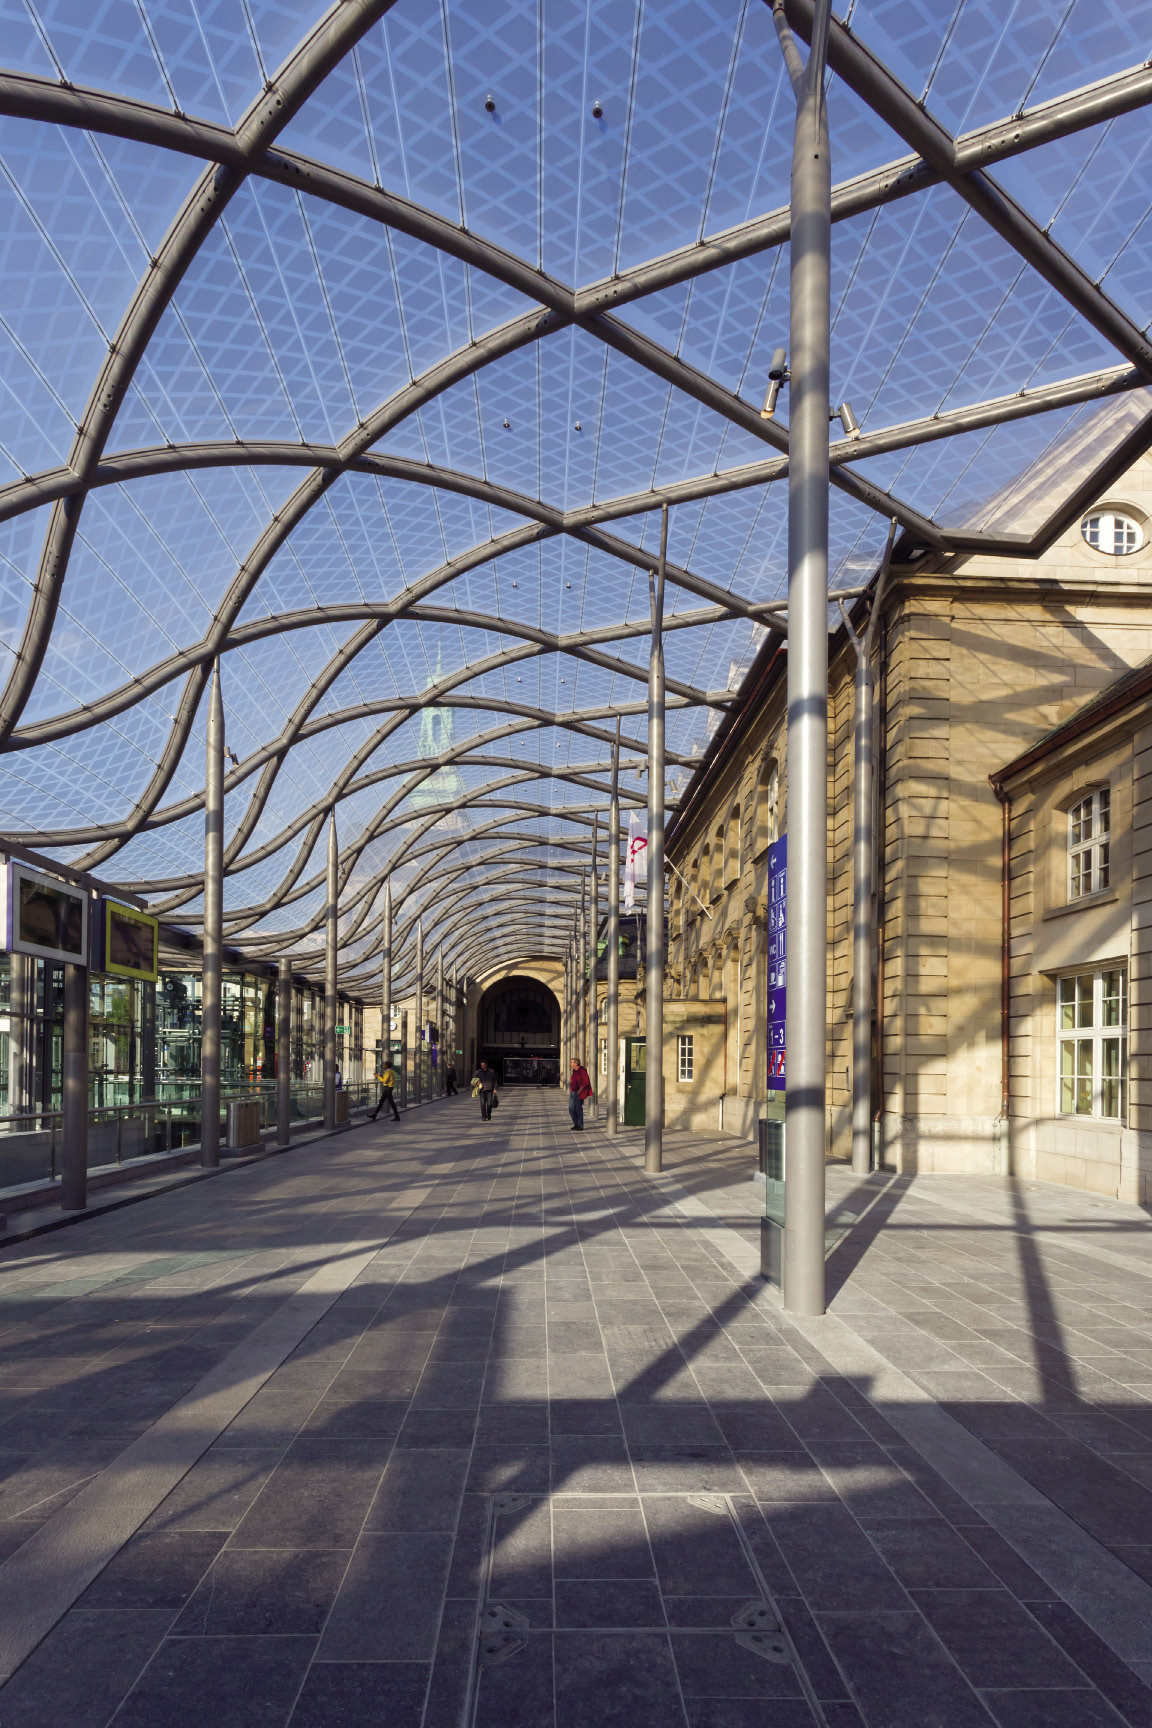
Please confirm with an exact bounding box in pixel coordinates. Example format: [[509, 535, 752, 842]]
[[0, 0, 1149, 1111]]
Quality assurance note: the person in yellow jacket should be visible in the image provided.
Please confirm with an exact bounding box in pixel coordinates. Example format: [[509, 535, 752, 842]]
[[370, 1058, 400, 1122]]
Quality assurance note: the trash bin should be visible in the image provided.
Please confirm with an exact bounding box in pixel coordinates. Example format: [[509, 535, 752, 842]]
[[226, 1097, 261, 1151], [335, 1092, 349, 1124]]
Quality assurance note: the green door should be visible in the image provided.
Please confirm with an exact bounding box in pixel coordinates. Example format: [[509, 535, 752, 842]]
[[622, 1037, 646, 1127]]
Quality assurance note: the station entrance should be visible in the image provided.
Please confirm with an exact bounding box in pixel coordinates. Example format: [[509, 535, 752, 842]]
[[476, 975, 561, 1085]]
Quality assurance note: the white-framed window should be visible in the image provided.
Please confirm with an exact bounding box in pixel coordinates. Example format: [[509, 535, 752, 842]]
[[1058, 967, 1127, 1120], [1068, 788, 1110, 900], [1082, 511, 1142, 556], [599, 1038, 607, 1076], [678, 1034, 694, 1081]]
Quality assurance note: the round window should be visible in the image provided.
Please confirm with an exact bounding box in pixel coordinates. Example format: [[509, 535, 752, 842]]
[[1082, 511, 1143, 556]]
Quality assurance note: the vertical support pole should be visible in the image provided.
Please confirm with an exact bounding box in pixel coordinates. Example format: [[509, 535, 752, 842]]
[[590, 816, 600, 1118], [277, 957, 291, 1147], [60, 959, 88, 1210], [644, 506, 668, 1175], [140, 981, 156, 1103], [563, 943, 571, 1068], [777, 0, 833, 1314], [7, 954, 30, 1119], [437, 943, 444, 1096], [382, 878, 393, 1068], [606, 719, 621, 1135], [324, 817, 338, 1131], [579, 871, 589, 1067], [400, 1009, 409, 1109], [201, 659, 224, 1168], [415, 920, 424, 1105]]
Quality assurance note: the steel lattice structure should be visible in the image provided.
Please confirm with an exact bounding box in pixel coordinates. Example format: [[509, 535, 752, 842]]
[[0, 0, 1149, 993]]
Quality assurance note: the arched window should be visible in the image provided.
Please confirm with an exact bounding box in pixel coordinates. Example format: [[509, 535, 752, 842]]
[[725, 804, 741, 886], [712, 825, 725, 899], [758, 759, 780, 852]]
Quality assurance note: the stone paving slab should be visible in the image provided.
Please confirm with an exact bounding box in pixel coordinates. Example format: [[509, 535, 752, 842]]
[[0, 1095, 1149, 1725]]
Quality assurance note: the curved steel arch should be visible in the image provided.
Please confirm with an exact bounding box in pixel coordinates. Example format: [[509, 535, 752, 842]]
[[162, 770, 642, 943], [0, 0, 404, 750], [2, 8, 1150, 986]]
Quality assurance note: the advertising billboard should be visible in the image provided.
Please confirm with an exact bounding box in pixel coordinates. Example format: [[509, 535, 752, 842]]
[[2, 860, 89, 967], [96, 898, 159, 983]]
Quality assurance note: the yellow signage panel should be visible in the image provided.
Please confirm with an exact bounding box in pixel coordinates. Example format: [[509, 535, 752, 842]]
[[100, 899, 159, 983]]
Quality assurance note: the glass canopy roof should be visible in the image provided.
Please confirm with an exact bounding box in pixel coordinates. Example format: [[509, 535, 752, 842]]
[[0, 0, 1149, 994]]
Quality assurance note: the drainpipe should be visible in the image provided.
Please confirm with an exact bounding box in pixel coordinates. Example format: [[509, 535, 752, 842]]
[[873, 609, 889, 1168], [992, 780, 1012, 1171], [839, 522, 896, 1175]]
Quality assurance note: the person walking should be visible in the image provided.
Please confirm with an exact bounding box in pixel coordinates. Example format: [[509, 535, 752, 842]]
[[445, 1062, 458, 1096], [472, 1059, 497, 1121], [370, 1056, 400, 1122], [568, 1056, 592, 1131]]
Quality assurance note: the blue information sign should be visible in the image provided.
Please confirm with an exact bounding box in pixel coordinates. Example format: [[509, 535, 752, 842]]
[[766, 834, 786, 1091]]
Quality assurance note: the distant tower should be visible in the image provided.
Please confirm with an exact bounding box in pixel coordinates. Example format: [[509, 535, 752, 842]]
[[411, 646, 466, 811]]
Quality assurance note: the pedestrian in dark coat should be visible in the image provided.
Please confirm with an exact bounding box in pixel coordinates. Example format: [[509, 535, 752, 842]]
[[568, 1058, 592, 1131]]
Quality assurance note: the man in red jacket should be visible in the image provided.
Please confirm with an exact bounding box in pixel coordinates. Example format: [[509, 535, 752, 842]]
[[568, 1057, 592, 1131]]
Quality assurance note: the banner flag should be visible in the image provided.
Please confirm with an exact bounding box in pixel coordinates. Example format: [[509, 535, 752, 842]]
[[624, 812, 647, 913]]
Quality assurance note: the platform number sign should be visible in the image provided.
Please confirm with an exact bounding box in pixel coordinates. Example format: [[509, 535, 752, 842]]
[[766, 835, 786, 1091]]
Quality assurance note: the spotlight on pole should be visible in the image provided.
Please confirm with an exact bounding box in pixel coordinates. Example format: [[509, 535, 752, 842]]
[[761, 347, 789, 419], [834, 400, 860, 438]]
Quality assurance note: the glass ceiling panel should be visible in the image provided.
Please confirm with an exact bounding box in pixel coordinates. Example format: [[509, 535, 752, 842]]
[[0, 0, 1150, 968]]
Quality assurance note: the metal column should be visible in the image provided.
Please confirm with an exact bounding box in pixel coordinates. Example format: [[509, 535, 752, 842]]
[[436, 943, 444, 1095], [400, 1009, 409, 1110], [276, 957, 291, 1147], [201, 659, 224, 1168], [644, 506, 668, 1175], [324, 817, 338, 1131], [590, 816, 600, 1117], [60, 960, 88, 1211], [415, 920, 424, 1105], [563, 942, 571, 1068], [777, 0, 833, 1314], [7, 955, 31, 1120], [605, 720, 621, 1135], [382, 878, 393, 1070]]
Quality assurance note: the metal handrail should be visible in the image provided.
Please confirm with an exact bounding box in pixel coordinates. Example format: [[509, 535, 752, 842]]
[[0, 1080, 376, 1190]]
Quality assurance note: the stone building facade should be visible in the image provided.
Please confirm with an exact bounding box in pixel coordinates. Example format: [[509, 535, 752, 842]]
[[663, 454, 1152, 1200]]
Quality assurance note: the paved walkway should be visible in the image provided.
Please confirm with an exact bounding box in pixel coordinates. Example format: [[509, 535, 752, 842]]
[[0, 1092, 1150, 1726]]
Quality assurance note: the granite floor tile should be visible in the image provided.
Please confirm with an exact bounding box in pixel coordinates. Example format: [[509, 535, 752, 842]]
[[113, 1634, 315, 1728], [288, 1662, 430, 1728], [0, 1609, 171, 1728], [229, 1449, 385, 1549], [552, 1630, 685, 1727], [816, 1609, 992, 1728], [979, 1690, 1127, 1727], [912, 1588, 1084, 1690], [172, 1548, 348, 1636], [76, 1530, 226, 1611], [762, 1504, 908, 1612]]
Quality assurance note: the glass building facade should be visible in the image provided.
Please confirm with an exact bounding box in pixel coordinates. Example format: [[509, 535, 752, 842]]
[[0, 952, 366, 1119]]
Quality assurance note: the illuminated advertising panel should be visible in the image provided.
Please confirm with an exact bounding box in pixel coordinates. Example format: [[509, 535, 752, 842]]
[[96, 899, 159, 982], [2, 861, 89, 966]]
